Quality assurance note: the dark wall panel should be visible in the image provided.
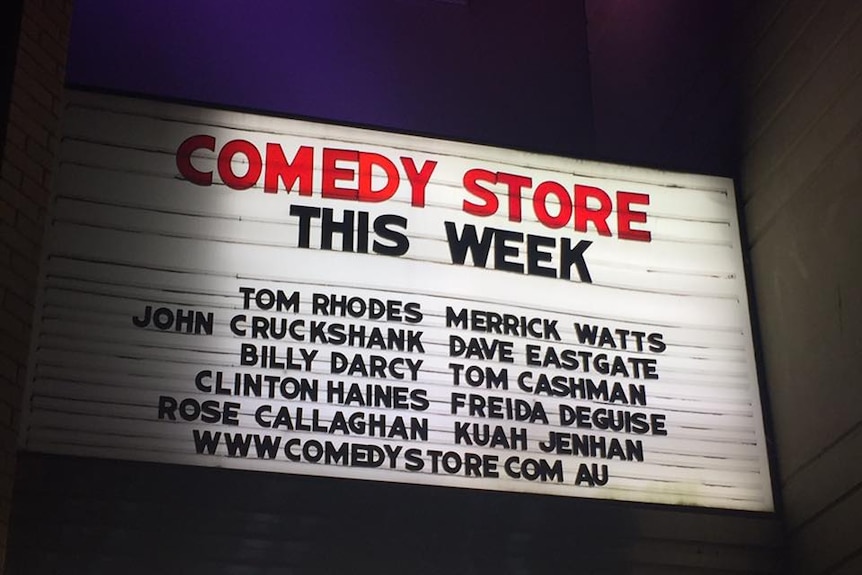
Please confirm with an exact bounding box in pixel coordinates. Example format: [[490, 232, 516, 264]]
[[8, 454, 782, 575], [585, 0, 752, 176]]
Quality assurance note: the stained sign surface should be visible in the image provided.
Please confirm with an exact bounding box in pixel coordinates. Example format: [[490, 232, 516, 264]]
[[22, 91, 774, 511]]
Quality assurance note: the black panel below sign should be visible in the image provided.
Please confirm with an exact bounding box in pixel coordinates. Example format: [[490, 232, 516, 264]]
[[8, 453, 783, 574]]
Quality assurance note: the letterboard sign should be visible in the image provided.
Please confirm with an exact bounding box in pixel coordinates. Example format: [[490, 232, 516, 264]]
[[21, 91, 774, 511]]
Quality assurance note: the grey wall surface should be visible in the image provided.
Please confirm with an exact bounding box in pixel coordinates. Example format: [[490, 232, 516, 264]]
[[740, 0, 862, 573]]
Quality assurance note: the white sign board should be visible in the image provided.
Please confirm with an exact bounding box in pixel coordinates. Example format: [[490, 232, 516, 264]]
[[22, 91, 774, 511]]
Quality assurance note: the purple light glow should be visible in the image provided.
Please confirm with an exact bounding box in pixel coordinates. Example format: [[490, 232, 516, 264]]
[[67, 0, 594, 156]]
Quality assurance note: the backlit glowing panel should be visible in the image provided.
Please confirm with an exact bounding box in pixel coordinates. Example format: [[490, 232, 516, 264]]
[[21, 91, 774, 511]]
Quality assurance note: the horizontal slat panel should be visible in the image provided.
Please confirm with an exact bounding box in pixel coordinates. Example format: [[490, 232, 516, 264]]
[[22, 90, 773, 512]]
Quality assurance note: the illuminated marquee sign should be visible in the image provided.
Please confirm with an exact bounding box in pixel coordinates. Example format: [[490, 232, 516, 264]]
[[22, 91, 774, 511]]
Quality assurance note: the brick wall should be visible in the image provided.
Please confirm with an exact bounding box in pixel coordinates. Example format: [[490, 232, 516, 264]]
[[0, 0, 72, 569]]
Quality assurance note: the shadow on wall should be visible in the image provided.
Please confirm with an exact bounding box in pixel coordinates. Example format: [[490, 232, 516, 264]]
[[1, 0, 25, 146]]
